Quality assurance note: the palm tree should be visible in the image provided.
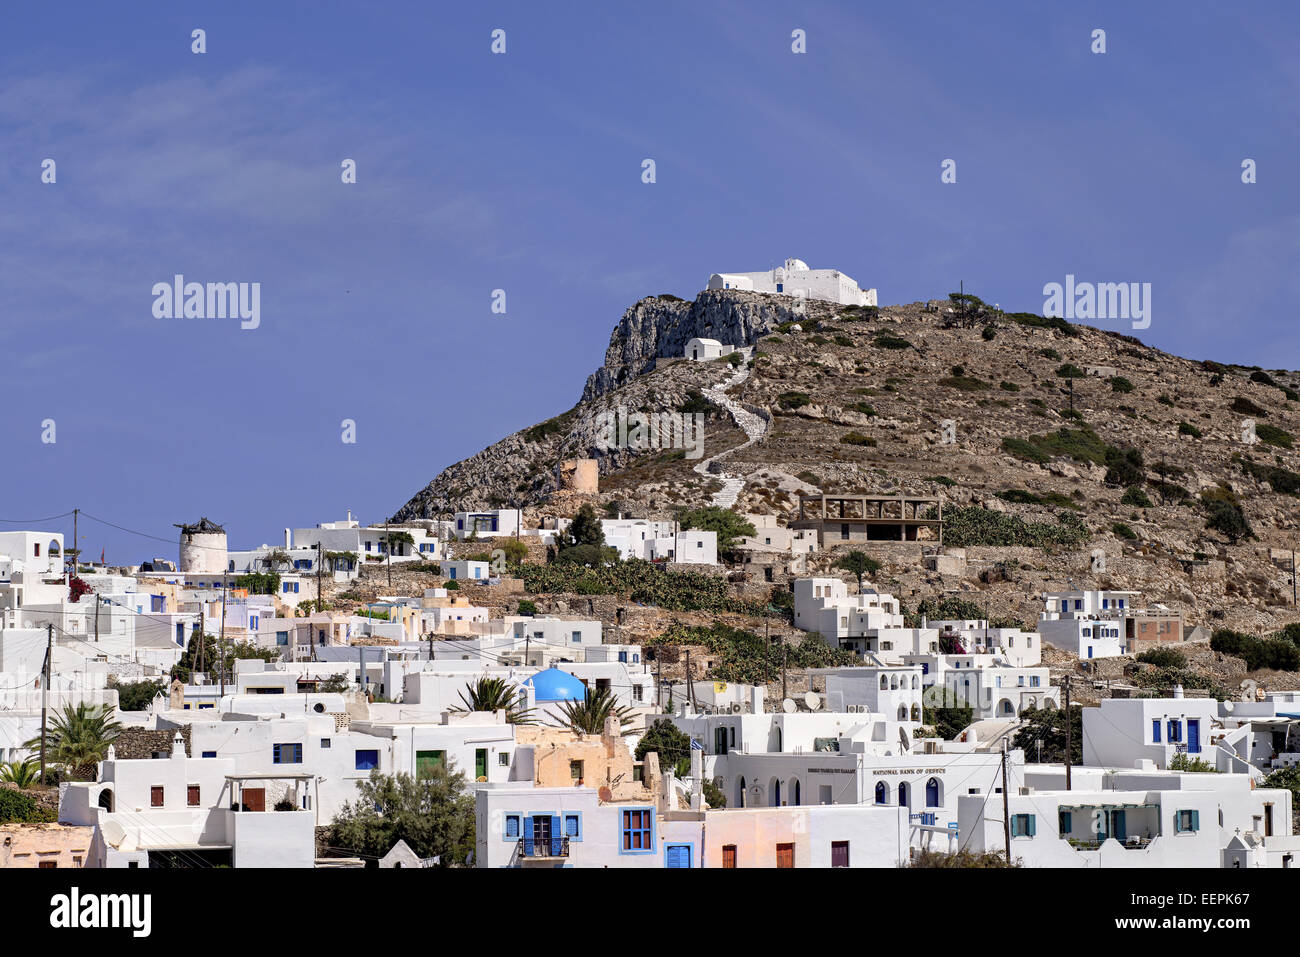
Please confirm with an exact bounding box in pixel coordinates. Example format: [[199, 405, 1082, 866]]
[[0, 759, 40, 788], [22, 703, 123, 781], [453, 677, 535, 725], [554, 686, 634, 736]]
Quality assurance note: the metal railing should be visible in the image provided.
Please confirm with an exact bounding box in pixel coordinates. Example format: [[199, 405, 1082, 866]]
[[516, 836, 570, 859]]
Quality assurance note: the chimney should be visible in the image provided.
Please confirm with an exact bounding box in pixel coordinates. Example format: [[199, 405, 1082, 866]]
[[284, 528, 291, 549], [690, 747, 703, 811], [1173, 684, 1184, 699], [171, 731, 185, 759], [751, 685, 766, 714]]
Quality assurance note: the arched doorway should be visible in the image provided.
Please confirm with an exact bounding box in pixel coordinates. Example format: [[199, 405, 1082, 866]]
[[789, 778, 801, 806], [875, 781, 889, 805], [998, 699, 1015, 717], [925, 777, 941, 808], [97, 788, 114, 812], [770, 778, 782, 807], [898, 781, 910, 809], [737, 776, 746, 808]]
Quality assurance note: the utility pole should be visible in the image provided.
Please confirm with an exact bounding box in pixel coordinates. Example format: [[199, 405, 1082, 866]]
[[94, 592, 100, 643], [655, 653, 662, 712], [781, 642, 788, 702], [525, 634, 531, 669], [317, 541, 323, 614], [385, 520, 392, 587], [685, 649, 696, 712], [71, 507, 78, 579], [219, 577, 228, 696], [40, 624, 52, 785], [1063, 675, 1072, 791], [1000, 738, 1012, 863], [1292, 550, 1297, 607]]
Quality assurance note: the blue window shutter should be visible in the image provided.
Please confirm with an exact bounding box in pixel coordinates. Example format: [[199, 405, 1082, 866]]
[[550, 815, 562, 856], [1026, 815, 1036, 837], [1190, 810, 1199, 832], [505, 815, 519, 839], [523, 815, 534, 855], [565, 815, 579, 838], [1153, 720, 1161, 742]]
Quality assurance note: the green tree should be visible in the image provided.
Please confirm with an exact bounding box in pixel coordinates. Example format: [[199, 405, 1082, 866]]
[[452, 677, 535, 724], [516, 599, 538, 616], [560, 504, 606, 550], [328, 765, 475, 867], [23, 703, 123, 781], [923, 705, 973, 740], [1013, 705, 1082, 764], [834, 551, 882, 590], [0, 788, 56, 824], [636, 719, 694, 776], [318, 673, 351, 693], [0, 759, 41, 788], [554, 686, 634, 735], [112, 678, 166, 712], [1205, 500, 1253, 545], [171, 637, 279, 684], [677, 507, 757, 551]]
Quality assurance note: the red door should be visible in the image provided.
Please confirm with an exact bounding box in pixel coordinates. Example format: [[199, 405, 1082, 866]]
[[776, 843, 794, 868], [242, 787, 266, 812], [831, 841, 849, 867], [722, 845, 737, 869]]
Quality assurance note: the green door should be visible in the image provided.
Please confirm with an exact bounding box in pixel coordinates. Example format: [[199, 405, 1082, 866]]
[[416, 750, 445, 777], [475, 748, 488, 780]]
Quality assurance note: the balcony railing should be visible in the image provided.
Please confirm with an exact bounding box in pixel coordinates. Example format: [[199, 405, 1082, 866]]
[[517, 837, 571, 859]]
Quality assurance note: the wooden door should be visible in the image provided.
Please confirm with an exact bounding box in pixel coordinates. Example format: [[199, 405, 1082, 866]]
[[242, 787, 266, 812], [831, 841, 849, 867], [776, 842, 794, 868], [722, 845, 736, 869]]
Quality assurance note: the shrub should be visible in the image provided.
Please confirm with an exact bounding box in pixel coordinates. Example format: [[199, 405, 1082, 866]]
[[999, 381, 1021, 392], [1178, 422, 1202, 438], [1240, 459, 1300, 495], [1120, 487, 1153, 507], [0, 789, 57, 824], [939, 374, 991, 391], [926, 475, 956, 487], [677, 390, 714, 415], [1255, 424, 1294, 449], [1039, 348, 1062, 360], [1103, 446, 1145, 487], [849, 402, 877, 417], [1108, 376, 1134, 393], [777, 392, 811, 410], [1055, 364, 1086, 379], [1211, 629, 1300, 671], [1230, 396, 1268, 417], [516, 600, 538, 616], [1136, 646, 1186, 668], [1002, 427, 1112, 466], [1112, 522, 1137, 540], [1204, 500, 1253, 544], [981, 324, 997, 341], [873, 333, 912, 350], [840, 432, 877, 447], [942, 506, 1088, 548]]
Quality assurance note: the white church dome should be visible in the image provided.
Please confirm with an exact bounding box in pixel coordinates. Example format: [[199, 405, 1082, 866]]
[[784, 258, 809, 272]]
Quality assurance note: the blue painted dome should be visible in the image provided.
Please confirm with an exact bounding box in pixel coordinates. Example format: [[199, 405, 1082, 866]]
[[525, 667, 587, 702]]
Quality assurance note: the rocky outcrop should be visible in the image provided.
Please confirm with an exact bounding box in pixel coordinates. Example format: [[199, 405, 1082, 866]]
[[581, 290, 832, 400]]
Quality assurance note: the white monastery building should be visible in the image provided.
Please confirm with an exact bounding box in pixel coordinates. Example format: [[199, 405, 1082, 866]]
[[707, 258, 877, 307]]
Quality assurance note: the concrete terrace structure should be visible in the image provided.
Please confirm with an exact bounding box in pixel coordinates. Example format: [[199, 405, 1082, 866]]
[[791, 493, 943, 546], [707, 258, 877, 307]]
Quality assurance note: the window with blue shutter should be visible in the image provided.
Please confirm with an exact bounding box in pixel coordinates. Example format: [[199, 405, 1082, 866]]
[[665, 844, 692, 868], [355, 750, 379, 771], [550, 815, 562, 856], [1010, 813, 1036, 837], [273, 743, 302, 764], [1167, 720, 1181, 743], [504, 814, 520, 840], [564, 813, 581, 841], [1059, 810, 1072, 835], [522, 815, 534, 856], [1176, 810, 1200, 833], [1153, 719, 1161, 742]]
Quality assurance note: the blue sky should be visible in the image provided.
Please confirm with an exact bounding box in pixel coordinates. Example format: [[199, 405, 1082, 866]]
[[2, 1, 1297, 561]]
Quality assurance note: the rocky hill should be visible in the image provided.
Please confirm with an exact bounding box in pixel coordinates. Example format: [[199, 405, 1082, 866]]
[[392, 288, 1300, 636]]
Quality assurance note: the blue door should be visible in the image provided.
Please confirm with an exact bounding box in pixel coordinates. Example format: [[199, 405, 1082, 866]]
[[1111, 809, 1127, 841], [1187, 719, 1200, 754], [665, 844, 691, 868], [523, 816, 534, 856]]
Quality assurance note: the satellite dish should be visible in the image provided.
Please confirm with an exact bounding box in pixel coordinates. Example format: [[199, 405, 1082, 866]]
[[804, 692, 821, 711], [1222, 701, 1234, 712], [597, 786, 613, 802], [782, 698, 797, 714], [102, 820, 126, 848]]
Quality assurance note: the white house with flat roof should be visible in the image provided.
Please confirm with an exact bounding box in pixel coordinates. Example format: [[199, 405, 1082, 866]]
[[707, 258, 877, 307]]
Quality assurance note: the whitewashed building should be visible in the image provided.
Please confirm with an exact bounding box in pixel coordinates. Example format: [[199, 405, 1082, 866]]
[[707, 258, 877, 307]]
